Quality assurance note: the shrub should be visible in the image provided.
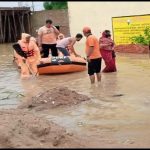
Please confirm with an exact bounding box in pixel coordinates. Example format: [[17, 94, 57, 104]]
[[130, 27, 150, 45]]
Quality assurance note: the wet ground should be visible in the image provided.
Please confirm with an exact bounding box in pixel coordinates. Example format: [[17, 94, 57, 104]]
[[0, 43, 150, 147]]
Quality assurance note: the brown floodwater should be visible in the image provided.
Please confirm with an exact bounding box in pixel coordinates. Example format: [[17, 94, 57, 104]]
[[1, 43, 150, 147]]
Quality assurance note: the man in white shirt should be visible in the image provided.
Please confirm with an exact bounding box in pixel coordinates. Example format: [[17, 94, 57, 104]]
[[56, 33, 83, 57], [38, 19, 60, 58]]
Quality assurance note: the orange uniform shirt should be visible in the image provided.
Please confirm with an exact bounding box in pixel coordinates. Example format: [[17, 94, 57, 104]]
[[85, 35, 101, 59]]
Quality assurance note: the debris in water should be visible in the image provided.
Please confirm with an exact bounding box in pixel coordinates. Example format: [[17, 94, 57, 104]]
[[112, 94, 124, 97], [17, 93, 25, 97], [18, 87, 90, 111], [77, 122, 84, 126]]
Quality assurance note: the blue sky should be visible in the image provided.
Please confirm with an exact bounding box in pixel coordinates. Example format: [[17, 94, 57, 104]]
[[0, 1, 44, 11]]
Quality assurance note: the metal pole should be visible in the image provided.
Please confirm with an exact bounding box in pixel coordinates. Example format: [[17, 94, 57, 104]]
[[32, 1, 34, 12]]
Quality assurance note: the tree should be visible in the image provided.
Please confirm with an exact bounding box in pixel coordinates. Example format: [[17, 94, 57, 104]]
[[43, 2, 53, 10], [43, 1, 68, 10]]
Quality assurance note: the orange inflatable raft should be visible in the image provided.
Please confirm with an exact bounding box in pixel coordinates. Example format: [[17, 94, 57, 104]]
[[14, 55, 87, 75], [38, 55, 87, 75]]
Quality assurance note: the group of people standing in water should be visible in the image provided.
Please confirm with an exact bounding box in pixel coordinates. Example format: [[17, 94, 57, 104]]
[[13, 18, 117, 84]]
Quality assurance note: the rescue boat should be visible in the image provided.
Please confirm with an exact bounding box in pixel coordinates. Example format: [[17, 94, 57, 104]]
[[12, 43, 87, 75], [14, 55, 87, 75], [37, 55, 87, 75]]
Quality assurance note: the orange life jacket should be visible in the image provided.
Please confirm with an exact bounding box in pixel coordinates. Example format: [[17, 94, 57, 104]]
[[24, 49, 34, 57], [18, 40, 34, 57]]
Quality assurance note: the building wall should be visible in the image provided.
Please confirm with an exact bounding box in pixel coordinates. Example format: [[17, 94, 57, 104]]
[[31, 9, 70, 37], [68, 2, 150, 43]]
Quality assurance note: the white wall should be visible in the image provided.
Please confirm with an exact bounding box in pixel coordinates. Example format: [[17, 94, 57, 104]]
[[68, 2, 150, 43]]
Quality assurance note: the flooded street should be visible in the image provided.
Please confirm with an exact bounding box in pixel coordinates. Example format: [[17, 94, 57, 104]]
[[0, 43, 150, 147]]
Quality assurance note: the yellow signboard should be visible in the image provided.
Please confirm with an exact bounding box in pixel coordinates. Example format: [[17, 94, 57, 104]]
[[112, 15, 150, 45]]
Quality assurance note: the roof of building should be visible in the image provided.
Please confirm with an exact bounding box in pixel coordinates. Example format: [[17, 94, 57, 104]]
[[0, 7, 30, 11]]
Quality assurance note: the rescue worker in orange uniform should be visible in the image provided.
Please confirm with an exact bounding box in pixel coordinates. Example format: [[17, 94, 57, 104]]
[[82, 26, 102, 84], [14, 33, 41, 79]]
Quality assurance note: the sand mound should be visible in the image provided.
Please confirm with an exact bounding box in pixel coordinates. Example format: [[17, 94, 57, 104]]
[[114, 44, 149, 54], [19, 87, 90, 111], [0, 109, 85, 148]]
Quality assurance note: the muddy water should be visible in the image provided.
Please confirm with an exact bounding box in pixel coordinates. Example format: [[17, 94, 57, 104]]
[[1, 43, 150, 147]]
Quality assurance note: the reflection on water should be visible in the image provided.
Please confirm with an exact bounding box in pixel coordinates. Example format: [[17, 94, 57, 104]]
[[1, 43, 150, 139]]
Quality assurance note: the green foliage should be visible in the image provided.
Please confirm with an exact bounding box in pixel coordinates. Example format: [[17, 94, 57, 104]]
[[43, 1, 68, 10], [130, 27, 150, 45], [43, 2, 53, 10]]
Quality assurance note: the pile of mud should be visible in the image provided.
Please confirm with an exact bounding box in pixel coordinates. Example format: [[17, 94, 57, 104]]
[[19, 87, 90, 111], [0, 109, 85, 148], [114, 44, 149, 54]]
